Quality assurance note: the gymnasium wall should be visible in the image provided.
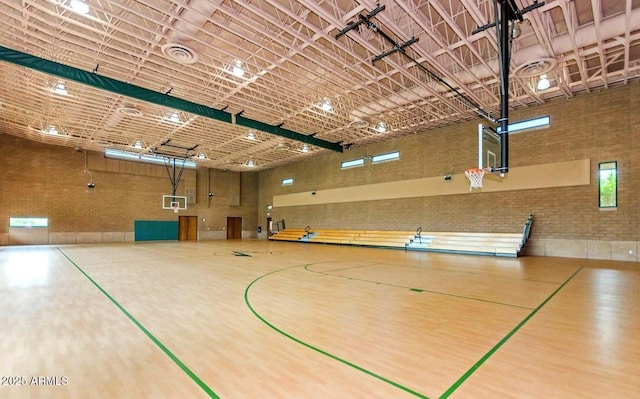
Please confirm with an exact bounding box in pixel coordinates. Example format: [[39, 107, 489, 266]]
[[258, 83, 639, 261], [0, 136, 259, 245]]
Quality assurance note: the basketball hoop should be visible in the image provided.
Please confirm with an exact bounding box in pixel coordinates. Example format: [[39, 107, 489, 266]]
[[464, 168, 485, 190], [172, 205, 179, 214]]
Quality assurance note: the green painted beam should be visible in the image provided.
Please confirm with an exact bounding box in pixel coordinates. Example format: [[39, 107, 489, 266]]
[[0, 45, 343, 153], [234, 114, 342, 151]]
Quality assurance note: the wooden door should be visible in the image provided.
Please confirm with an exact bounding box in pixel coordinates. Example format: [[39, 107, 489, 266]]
[[179, 216, 198, 241], [226, 217, 242, 239]]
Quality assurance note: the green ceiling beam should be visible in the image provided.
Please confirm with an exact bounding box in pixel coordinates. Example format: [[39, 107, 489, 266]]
[[234, 114, 340, 149], [0, 45, 343, 153]]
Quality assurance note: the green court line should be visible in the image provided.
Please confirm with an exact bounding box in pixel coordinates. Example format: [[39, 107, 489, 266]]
[[307, 262, 383, 273], [439, 266, 584, 398], [245, 263, 430, 399], [57, 248, 219, 399], [304, 265, 534, 310]]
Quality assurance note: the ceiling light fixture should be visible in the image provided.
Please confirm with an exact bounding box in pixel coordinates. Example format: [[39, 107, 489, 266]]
[[232, 61, 245, 77], [301, 144, 309, 153], [45, 125, 59, 135], [134, 140, 142, 148], [320, 99, 333, 112], [511, 21, 522, 39], [70, 0, 90, 15], [537, 74, 551, 91], [197, 152, 206, 159], [247, 130, 255, 140], [375, 122, 387, 133], [164, 110, 181, 123], [51, 82, 67, 95], [246, 159, 255, 167]]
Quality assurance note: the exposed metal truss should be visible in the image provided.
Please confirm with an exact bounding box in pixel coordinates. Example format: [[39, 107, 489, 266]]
[[0, 0, 638, 171]]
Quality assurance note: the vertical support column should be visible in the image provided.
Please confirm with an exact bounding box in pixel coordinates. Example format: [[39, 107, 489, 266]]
[[164, 158, 186, 197], [478, 124, 484, 169], [172, 159, 177, 196], [498, 0, 510, 173]]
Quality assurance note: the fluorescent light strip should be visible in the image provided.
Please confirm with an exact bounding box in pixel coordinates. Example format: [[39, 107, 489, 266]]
[[105, 148, 196, 169], [281, 178, 294, 186], [341, 158, 365, 169], [371, 151, 399, 163], [496, 116, 550, 134]]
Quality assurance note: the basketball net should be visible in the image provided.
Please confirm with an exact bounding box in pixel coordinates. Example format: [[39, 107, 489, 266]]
[[172, 205, 180, 214], [464, 168, 485, 190]]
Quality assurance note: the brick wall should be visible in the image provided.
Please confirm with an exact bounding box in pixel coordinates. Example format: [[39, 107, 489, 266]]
[[1, 83, 636, 257], [0, 136, 259, 242], [258, 83, 639, 259]]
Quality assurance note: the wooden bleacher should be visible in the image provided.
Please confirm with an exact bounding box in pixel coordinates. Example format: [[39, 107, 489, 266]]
[[417, 232, 523, 257], [269, 228, 307, 241], [268, 215, 533, 257], [307, 230, 360, 245], [306, 230, 413, 248], [348, 230, 416, 248], [270, 228, 413, 248]]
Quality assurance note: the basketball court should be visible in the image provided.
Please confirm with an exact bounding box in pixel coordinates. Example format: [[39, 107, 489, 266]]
[[1, 241, 637, 398], [0, 0, 638, 398]]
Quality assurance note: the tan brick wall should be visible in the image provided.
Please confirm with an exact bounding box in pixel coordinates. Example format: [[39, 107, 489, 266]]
[[258, 83, 639, 246], [197, 168, 259, 235], [1, 83, 636, 254], [0, 136, 259, 240]]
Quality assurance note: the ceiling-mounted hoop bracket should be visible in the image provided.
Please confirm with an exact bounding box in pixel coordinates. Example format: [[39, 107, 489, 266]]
[[335, 4, 497, 124], [473, 0, 546, 174]]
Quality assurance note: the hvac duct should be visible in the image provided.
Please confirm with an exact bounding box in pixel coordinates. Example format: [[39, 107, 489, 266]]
[[162, 0, 223, 64]]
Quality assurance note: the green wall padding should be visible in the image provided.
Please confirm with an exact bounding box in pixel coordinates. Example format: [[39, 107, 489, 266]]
[[134, 221, 179, 241]]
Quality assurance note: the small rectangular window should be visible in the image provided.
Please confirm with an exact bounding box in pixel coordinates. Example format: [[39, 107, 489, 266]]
[[599, 161, 617, 208], [281, 178, 294, 186], [341, 158, 365, 169], [371, 151, 400, 164], [496, 116, 550, 134], [10, 217, 49, 227], [105, 148, 196, 169]]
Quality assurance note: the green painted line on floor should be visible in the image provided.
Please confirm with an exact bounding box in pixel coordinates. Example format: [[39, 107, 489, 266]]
[[313, 263, 383, 273], [245, 263, 430, 399], [410, 288, 424, 292], [439, 266, 584, 399], [232, 251, 252, 257], [304, 264, 534, 310], [57, 248, 219, 399]]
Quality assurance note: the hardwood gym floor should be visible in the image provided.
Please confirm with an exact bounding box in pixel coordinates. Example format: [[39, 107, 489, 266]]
[[1, 241, 638, 398]]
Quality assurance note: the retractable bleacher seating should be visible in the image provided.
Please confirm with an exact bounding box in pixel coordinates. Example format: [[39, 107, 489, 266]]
[[269, 215, 533, 258]]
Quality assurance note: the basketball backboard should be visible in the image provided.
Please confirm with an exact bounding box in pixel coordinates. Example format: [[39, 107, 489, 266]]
[[162, 195, 187, 211], [478, 124, 502, 172]]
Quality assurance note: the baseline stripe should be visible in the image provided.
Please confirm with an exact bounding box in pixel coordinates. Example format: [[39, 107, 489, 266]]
[[439, 266, 584, 398]]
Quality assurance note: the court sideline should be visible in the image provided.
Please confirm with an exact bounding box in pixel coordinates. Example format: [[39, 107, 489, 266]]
[[1, 241, 638, 398]]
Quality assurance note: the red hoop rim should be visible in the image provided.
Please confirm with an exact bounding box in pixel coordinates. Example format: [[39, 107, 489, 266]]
[[465, 168, 485, 173]]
